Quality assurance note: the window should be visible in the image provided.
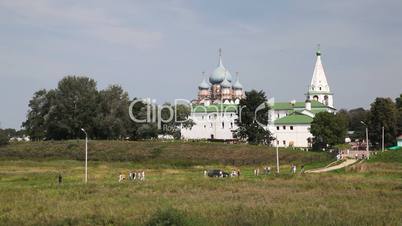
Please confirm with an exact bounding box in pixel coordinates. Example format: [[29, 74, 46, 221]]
[[230, 122, 233, 129], [276, 126, 280, 130], [277, 114, 280, 118], [290, 126, 294, 130], [283, 140, 286, 145], [319, 87, 322, 91], [204, 125, 206, 128], [202, 115, 204, 120], [222, 122, 224, 129], [283, 126, 286, 130]]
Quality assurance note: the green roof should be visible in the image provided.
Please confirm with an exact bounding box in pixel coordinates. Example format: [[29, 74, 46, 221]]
[[192, 104, 238, 113], [274, 112, 313, 125], [271, 100, 329, 110], [311, 108, 328, 114]]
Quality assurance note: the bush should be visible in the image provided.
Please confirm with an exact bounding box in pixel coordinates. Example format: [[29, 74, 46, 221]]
[[0, 130, 9, 146], [146, 207, 188, 226]]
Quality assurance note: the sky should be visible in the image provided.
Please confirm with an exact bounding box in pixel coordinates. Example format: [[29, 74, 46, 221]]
[[1, 0, 402, 129]]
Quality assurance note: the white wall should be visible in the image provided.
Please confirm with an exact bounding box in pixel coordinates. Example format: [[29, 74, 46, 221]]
[[181, 112, 238, 140], [270, 124, 312, 148]]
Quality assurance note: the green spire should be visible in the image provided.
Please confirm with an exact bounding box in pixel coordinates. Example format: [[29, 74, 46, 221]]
[[316, 44, 321, 56]]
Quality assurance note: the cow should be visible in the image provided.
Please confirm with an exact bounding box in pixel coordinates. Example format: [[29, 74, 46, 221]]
[[253, 168, 260, 176], [118, 174, 126, 182], [207, 169, 229, 178]]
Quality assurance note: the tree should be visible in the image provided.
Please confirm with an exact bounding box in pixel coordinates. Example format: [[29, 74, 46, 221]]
[[396, 94, 402, 135], [310, 112, 348, 150], [95, 85, 131, 139], [22, 89, 51, 140], [0, 129, 9, 146], [396, 93, 402, 108], [347, 108, 369, 141], [159, 103, 194, 139], [368, 97, 398, 147], [234, 90, 272, 144]]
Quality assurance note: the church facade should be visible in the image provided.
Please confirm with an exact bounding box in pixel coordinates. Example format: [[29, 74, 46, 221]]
[[181, 47, 335, 147]]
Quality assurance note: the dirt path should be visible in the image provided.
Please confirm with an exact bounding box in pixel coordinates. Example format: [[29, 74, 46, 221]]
[[306, 159, 358, 173]]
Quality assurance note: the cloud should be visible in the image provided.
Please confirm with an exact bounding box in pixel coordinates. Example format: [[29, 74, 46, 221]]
[[0, 0, 162, 48]]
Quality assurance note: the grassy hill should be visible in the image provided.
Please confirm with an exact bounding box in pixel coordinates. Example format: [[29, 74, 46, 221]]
[[1, 142, 402, 225], [0, 140, 332, 167]]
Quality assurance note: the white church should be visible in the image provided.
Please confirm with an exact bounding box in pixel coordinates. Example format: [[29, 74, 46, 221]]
[[181, 47, 335, 147]]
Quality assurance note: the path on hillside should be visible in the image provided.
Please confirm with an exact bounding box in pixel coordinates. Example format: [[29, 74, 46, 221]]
[[306, 159, 358, 173]]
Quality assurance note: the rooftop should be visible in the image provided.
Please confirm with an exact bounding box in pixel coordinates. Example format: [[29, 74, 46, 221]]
[[274, 112, 313, 125], [271, 100, 331, 110]]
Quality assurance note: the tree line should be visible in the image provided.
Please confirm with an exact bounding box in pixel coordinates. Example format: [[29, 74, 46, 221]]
[[310, 94, 402, 149], [22, 76, 192, 141]]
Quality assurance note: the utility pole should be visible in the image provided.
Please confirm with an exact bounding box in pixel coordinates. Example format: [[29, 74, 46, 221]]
[[276, 135, 280, 173], [81, 128, 88, 183], [361, 121, 370, 160]]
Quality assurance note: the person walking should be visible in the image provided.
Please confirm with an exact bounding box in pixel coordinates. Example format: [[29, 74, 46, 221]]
[[58, 174, 63, 184]]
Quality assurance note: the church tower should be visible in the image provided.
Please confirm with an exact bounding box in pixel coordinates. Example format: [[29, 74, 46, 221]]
[[306, 45, 334, 108]]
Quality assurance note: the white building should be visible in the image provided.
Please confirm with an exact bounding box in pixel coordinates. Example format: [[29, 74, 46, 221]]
[[180, 104, 238, 140], [269, 46, 335, 147], [181, 46, 335, 146], [181, 49, 243, 140]]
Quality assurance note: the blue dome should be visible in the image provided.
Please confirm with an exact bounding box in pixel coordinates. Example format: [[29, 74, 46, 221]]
[[220, 77, 231, 88], [210, 63, 226, 84], [198, 78, 210, 89], [209, 50, 232, 84], [225, 70, 233, 82], [232, 76, 243, 89]]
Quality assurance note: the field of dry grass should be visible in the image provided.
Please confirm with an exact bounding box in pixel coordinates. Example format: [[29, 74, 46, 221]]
[[0, 142, 401, 225]]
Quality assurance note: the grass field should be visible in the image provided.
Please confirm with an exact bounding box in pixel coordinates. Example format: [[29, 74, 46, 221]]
[[0, 141, 401, 225]]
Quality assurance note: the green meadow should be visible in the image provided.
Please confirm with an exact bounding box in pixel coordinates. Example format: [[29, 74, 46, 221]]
[[0, 141, 401, 225]]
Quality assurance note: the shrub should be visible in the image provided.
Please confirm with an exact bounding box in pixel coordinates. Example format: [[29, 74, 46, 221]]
[[0, 130, 9, 146], [146, 207, 188, 226]]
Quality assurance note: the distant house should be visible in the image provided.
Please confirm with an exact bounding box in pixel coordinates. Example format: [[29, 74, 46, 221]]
[[397, 135, 402, 147]]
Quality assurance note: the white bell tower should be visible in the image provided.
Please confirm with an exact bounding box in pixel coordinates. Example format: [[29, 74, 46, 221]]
[[306, 45, 334, 108]]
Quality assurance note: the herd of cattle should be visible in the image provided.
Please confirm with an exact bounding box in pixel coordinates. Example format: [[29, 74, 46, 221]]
[[119, 171, 145, 182], [204, 166, 274, 178], [118, 165, 301, 182]]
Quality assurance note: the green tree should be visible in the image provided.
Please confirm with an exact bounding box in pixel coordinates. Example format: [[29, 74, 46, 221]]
[[310, 112, 348, 150], [234, 90, 272, 144], [95, 85, 131, 139], [396, 94, 402, 108], [347, 108, 369, 141], [127, 99, 160, 140], [159, 103, 193, 139], [0, 129, 9, 146], [396, 94, 402, 135], [368, 97, 398, 147], [22, 89, 51, 140], [47, 76, 98, 139]]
